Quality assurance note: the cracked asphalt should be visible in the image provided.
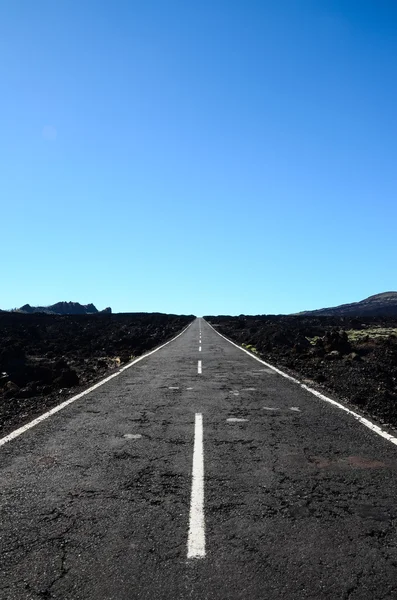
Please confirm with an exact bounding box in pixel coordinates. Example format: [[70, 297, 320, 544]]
[[1, 317, 397, 599]]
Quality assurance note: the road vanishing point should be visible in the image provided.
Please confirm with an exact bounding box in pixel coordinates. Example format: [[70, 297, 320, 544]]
[[2, 318, 397, 599]]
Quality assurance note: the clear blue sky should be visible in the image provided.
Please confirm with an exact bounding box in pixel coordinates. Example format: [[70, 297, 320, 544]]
[[1, 0, 397, 315]]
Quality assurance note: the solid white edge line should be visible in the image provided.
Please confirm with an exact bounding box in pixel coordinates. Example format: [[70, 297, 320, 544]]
[[0, 319, 196, 448], [187, 413, 205, 559], [198, 360, 202, 374], [204, 320, 397, 448]]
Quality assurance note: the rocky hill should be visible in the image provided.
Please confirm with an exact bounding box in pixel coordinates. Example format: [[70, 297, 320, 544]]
[[299, 292, 397, 317], [15, 302, 112, 315]]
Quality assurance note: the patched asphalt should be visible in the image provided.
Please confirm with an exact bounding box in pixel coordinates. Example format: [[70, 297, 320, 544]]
[[1, 318, 397, 599]]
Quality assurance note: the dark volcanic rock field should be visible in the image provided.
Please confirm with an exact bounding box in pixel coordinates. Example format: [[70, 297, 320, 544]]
[[0, 312, 194, 435], [205, 315, 397, 430]]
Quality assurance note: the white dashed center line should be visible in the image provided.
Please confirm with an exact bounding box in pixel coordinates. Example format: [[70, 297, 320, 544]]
[[198, 360, 202, 374], [199, 346, 202, 352], [187, 413, 205, 559]]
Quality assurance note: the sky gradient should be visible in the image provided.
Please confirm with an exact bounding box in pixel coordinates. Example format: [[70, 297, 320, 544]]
[[1, 0, 397, 315]]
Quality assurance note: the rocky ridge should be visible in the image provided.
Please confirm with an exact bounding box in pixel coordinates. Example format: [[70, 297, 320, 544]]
[[13, 301, 112, 315], [299, 292, 397, 317]]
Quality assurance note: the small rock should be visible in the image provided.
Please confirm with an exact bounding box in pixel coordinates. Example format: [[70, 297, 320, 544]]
[[17, 383, 37, 398], [0, 372, 9, 388], [347, 352, 361, 362], [323, 330, 351, 355], [55, 358, 69, 371], [3, 381, 20, 399], [6, 381, 19, 392], [55, 369, 79, 388], [293, 335, 311, 354]]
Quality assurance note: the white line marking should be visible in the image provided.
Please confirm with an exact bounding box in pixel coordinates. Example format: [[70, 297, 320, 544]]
[[263, 406, 279, 411], [187, 413, 205, 559], [199, 346, 202, 352], [169, 386, 179, 390], [198, 360, 202, 374], [290, 406, 301, 412], [123, 433, 142, 440], [227, 417, 248, 423], [0, 321, 195, 449], [205, 320, 397, 448]]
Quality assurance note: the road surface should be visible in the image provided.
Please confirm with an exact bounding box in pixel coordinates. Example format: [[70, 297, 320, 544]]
[[1, 317, 397, 599]]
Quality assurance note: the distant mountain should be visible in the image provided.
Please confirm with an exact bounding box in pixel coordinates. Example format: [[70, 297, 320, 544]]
[[15, 302, 112, 315], [299, 292, 397, 317]]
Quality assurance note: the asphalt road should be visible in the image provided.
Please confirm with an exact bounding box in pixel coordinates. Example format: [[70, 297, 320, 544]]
[[2, 317, 397, 599]]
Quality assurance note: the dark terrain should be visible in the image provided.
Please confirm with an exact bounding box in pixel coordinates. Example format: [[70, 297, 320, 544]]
[[0, 312, 194, 435], [205, 314, 397, 429]]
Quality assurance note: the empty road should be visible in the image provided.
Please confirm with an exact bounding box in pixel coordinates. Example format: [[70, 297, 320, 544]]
[[1, 317, 397, 599]]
